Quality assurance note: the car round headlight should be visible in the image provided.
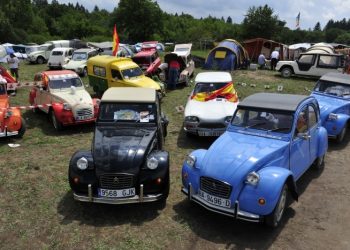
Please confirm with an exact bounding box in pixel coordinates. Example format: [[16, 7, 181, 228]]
[[246, 171, 260, 185], [185, 116, 199, 123], [77, 157, 88, 170], [63, 103, 72, 111], [225, 116, 232, 123], [147, 157, 158, 170], [185, 155, 196, 167]]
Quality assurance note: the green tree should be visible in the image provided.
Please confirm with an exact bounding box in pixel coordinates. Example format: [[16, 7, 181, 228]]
[[241, 5, 281, 39], [314, 22, 321, 31], [226, 16, 232, 24], [335, 32, 350, 44]]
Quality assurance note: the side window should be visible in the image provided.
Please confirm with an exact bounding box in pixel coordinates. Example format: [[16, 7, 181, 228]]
[[318, 55, 338, 68], [298, 54, 314, 64], [111, 69, 122, 80], [308, 105, 318, 128], [93, 66, 106, 77], [295, 107, 308, 136]]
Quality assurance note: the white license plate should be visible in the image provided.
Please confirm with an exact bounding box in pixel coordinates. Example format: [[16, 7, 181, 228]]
[[76, 115, 93, 121], [198, 131, 223, 136], [98, 188, 135, 198], [198, 189, 231, 208]]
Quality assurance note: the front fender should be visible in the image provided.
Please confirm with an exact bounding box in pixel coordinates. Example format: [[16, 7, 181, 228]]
[[238, 167, 296, 216], [323, 114, 349, 137], [317, 126, 328, 157], [181, 149, 207, 190]]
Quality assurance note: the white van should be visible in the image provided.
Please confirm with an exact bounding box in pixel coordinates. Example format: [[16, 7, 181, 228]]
[[47, 47, 74, 69]]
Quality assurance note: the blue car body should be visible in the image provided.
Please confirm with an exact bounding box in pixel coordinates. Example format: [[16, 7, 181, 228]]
[[181, 93, 328, 225], [311, 72, 350, 142]]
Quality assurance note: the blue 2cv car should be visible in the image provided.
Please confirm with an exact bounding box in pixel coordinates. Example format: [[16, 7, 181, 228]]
[[311, 72, 350, 143], [181, 93, 328, 227]]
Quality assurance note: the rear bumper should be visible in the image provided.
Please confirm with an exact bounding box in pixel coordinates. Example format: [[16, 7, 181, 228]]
[[182, 184, 261, 223], [74, 184, 163, 204]]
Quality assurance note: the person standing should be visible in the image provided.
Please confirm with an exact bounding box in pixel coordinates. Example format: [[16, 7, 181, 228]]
[[7, 53, 19, 81], [168, 58, 180, 90], [270, 49, 279, 70], [258, 53, 266, 69]]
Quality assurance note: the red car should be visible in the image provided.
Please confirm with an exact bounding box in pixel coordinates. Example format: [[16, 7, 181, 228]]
[[29, 70, 100, 130], [132, 42, 161, 76], [0, 81, 25, 137], [0, 65, 17, 92]]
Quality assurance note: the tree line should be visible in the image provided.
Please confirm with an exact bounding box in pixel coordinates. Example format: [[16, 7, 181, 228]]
[[1, 0, 350, 47]]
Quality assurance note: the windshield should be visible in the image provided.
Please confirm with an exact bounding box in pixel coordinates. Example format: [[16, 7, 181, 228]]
[[231, 108, 294, 133], [194, 82, 230, 95], [121, 67, 143, 78], [133, 56, 151, 66], [314, 80, 350, 98], [72, 52, 87, 61], [49, 77, 83, 89], [98, 103, 156, 123], [52, 51, 63, 56], [25, 47, 39, 54]]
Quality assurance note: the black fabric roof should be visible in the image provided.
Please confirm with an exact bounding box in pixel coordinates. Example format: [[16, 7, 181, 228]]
[[239, 93, 309, 112]]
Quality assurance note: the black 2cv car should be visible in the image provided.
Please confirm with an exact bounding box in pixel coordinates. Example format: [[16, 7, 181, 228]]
[[69, 87, 169, 204]]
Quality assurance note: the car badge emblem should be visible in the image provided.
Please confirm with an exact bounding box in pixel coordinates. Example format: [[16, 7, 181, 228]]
[[113, 177, 119, 184]]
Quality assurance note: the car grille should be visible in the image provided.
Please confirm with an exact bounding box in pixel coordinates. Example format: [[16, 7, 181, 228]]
[[99, 173, 134, 189], [200, 176, 232, 199], [76, 108, 93, 117], [198, 123, 226, 129]]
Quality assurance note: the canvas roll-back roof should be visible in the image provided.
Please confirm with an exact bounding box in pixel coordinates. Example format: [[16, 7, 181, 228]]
[[239, 93, 309, 112], [320, 72, 350, 85], [195, 72, 232, 83], [101, 87, 156, 103]]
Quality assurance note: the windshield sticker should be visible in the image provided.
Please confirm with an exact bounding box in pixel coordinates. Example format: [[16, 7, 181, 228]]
[[140, 111, 150, 122], [114, 110, 139, 121]]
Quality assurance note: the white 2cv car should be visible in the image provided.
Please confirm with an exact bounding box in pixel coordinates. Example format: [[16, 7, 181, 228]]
[[184, 72, 239, 136], [29, 70, 100, 130]]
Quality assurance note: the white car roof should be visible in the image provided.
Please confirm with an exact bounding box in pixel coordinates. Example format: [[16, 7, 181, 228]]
[[174, 43, 192, 57], [101, 87, 156, 103], [195, 72, 232, 83], [51, 47, 73, 52]]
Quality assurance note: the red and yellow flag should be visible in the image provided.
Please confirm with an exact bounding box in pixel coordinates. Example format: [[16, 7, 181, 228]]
[[191, 82, 238, 102], [112, 24, 119, 56]]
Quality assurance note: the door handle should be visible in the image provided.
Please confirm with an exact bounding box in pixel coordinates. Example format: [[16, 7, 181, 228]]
[[302, 134, 311, 140]]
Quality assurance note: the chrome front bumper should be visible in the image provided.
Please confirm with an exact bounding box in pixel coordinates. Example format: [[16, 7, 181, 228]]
[[0, 130, 18, 137], [182, 184, 261, 222], [184, 126, 226, 136], [74, 184, 163, 204]]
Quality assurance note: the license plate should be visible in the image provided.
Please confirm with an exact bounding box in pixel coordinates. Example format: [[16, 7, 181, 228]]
[[198, 189, 231, 208], [198, 131, 223, 136], [76, 115, 93, 121], [98, 188, 135, 198]]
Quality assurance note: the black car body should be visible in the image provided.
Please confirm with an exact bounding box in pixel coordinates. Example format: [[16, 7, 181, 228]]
[[69, 87, 169, 204]]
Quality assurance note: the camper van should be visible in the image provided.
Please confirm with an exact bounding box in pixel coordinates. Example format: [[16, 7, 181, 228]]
[[27, 40, 71, 64], [47, 47, 74, 69]]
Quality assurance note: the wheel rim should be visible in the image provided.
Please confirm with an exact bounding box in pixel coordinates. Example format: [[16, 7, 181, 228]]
[[275, 187, 287, 223], [338, 127, 347, 142], [283, 69, 291, 77]]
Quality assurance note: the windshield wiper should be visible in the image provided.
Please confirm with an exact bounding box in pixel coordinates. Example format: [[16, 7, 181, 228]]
[[245, 121, 267, 129]]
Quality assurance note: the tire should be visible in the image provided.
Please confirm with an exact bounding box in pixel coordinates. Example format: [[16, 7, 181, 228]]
[[16, 118, 26, 138], [159, 171, 170, 203], [336, 126, 347, 143], [36, 57, 45, 64], [281, 67, 292, 78], [82, 67, 88, 77], [50, 110, 63, 131], [265, 184, 288, 228], [313, 154, 325, 170]]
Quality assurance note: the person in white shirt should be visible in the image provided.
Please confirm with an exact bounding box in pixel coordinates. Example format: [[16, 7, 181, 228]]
[[7, 53, 19, 81], [270, 50, 279, 70]]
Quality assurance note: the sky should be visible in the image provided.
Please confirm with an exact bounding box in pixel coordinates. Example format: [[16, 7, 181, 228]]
[[52, 0, 350, 30]]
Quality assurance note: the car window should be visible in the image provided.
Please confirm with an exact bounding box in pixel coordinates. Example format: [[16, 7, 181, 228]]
[[318, 55, 339, 68], [298, 54, 314, 64], [52, 51, 63, 56], [193, 82, 229, 94], [314, 80, 350, 98], [295, 107, 308, 136], [121, 67, 143, 78], [232, 108, 293, 133], [72, 52, 87, 61], [93, 66, 106, 77], [98, 103, 156, 123], [308, 105, 318, 128], [111, 69, 122, 80], [49, 77, 83, 89]]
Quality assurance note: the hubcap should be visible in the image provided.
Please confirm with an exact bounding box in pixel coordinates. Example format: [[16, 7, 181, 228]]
[[276, 188, 287, 222]]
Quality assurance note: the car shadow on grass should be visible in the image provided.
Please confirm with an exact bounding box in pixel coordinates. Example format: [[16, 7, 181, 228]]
[[176, 127, 216, 150], [327, 131, 350, 152], [22, 109, 95, 136], [57, 191, 165, 227]]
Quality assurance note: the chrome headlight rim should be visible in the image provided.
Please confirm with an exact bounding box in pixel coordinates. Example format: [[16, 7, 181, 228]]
[[185, 155, 196, 168], [328, 113, 338, 121], [245, 171, 260, 186], [76, 157, 88, 170], [224, 116, 232, 123], [147, 156, 159, 170]]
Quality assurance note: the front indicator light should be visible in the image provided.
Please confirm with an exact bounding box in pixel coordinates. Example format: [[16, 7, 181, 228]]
[[258, 198, 266, 205], [73, 177, 79, 184]]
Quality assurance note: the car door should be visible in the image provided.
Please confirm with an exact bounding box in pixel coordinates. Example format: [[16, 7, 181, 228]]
[[296, 54, 316, 74], [313, 55, 342, 76], [110, 68, 125, 87], [308, 104, 319, 162], [290, 106, 311, 179]]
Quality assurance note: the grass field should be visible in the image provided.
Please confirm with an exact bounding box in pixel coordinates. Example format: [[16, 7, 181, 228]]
[[0, 60, 317, 249]]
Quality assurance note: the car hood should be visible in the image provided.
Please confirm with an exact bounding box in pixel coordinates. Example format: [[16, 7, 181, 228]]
[[93, 127, 156, 173], [124, 76, 160, 90], [185, 99, 238, 120], [64, 60, 86, 69], [311, 92, 348, 120], [199, 131, 289, 197]]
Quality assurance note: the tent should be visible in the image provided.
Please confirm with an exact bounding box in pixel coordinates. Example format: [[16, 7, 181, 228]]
[[243, 38, 287, 62], [204, 39, 248, 71]]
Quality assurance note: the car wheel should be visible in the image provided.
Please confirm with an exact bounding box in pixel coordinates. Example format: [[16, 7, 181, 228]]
[[159, 171, 170, 203], [16, 118, 26, 138], [336, 126, 347, 143], [37, 57, 45, 64], [50, 110, 63, 131], [82, 67, 88, 77], [313, 154, 325, 170], [281, 67, 292, 78], [265, 184, 288, 228]]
